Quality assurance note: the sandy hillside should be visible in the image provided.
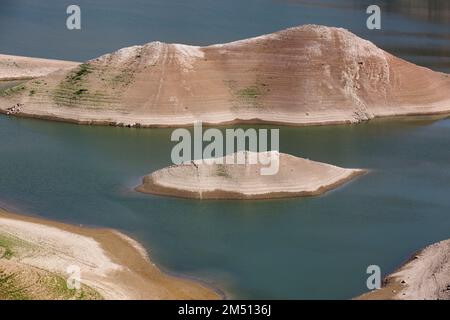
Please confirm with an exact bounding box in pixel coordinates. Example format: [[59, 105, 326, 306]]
[[0, 25, 449, 126], [136, 151, 366, 199], [358, 239, 450, 300], [0, 209, 219, 300], [0, 54, 79, 81]]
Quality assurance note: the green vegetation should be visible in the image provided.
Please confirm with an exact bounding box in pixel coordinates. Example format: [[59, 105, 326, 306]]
[[237, 85, 262, 99], [53, 62, 119, 108], [0, 235, 18, 259], [0, 232, 102, 300], [54, 63, 93, 106], [74, 88, 88, 96], [0, 268, 103, 300], [68, 63, 92, 83], [110, 67, 135, 88], [0, 84, 26, 97], [215, 164, 230, 178], [40, 274, 102, 300], [231, 82, 270, 110], [0, 234, 37, 259], [0, 271, 30, 300]]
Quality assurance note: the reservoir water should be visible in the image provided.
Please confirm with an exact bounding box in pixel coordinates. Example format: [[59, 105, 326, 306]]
[[0, 0, 449, 298]]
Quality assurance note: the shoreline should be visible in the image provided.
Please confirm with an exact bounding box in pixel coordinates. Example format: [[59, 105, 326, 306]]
[[0, 208, 221, 300], [357, 239, 450, 300]]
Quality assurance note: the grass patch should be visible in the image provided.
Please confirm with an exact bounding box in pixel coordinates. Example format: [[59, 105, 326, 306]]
[[40, 274, 102, 300], [215, 164, 230, 178], [0, 271, 30, 300], [110, 68, 134, 88], [0, 235, 16, 259], [67, 63, 92, 83], [53, 63, 94, 106], [0, 268, 102, 300], [53, 63, 118, 107], [237, 86, 262, 99], [0, 84, 26, 97], [232, 82, 269, 110], [0, 234, 36, 260], [74, 88, 88, 96]]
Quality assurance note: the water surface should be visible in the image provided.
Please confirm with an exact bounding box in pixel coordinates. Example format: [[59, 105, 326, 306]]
[[0, 0, 449, 299]]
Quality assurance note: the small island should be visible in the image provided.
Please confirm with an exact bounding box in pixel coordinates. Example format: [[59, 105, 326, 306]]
[[136, 151, 366, 200]]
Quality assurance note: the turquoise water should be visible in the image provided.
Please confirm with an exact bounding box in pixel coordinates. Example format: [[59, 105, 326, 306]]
[[0, 0, 450, 299], [1, 115, 449, 299]]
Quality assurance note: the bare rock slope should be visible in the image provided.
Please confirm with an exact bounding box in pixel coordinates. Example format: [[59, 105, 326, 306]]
[[358, 239, 450, 300], [1, 25, 450, 126], [0, 209, 219, 300], [136, 151, 366, 200]]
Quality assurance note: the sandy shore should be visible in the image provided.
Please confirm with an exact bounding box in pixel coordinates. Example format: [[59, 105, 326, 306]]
[[1, 25, 449, 127], [0, 54, 79, 81], [0, 208, 220, 300], [358, 239, 450, 300], [137, 151, 366, 200]]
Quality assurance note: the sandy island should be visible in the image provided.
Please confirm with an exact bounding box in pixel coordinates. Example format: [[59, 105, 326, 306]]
[[0, 25, 449, 127], [358, 239, 450, 300], [0, 208, 219, 300], [136, 151, 366, 200]]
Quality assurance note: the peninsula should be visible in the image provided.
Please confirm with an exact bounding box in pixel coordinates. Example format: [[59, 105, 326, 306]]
[[0, 208, 219, 300]]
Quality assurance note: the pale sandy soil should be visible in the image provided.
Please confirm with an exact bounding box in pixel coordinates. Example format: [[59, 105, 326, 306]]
[[136, 151, 366, 200], [0, 54, 79, 80], [0, 25, 449, 127], [358, 239, 450, 300], [0, 209, 220, 300]]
